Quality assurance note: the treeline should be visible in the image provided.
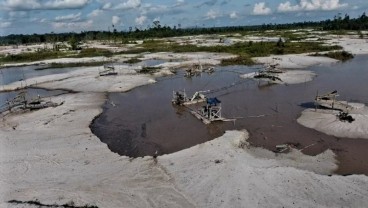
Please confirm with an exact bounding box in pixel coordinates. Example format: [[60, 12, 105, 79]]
[[1, 13, 367, 45]]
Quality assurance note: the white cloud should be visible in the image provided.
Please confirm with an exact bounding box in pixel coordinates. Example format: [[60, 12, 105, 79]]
[[174, 0, 186, 7], [205, 9, 221, 20], [253, 2, 272, 15], [88, 9, 103, 17], [2, 0, 40, 10], [135, 15, 147, 25], [229, 11, 238, 19], [102, 2, 112, 9], [2, 0, 90, 10], [55, 12, 81, 22], [44, 0, 90, 9], [52, 20, 93, 30], [277, 0, 348, 12], [140, 3, 185, 18], [112, 16, 121, 26], [103, 0, 141, 10], [116, 0, 140, 9], [0, 22, 11, 28]]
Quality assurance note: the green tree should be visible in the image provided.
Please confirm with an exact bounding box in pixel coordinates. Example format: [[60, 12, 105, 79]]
[[69, 36, 79, 50]]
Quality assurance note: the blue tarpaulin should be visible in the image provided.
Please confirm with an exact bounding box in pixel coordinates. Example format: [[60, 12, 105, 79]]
[[207, 97, 221, 105]]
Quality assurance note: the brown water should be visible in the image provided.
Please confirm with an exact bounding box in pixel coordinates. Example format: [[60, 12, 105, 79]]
[[91, 55, 368, 175]]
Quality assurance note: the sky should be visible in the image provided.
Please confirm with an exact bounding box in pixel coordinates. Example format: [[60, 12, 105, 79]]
[[0, 0, 367, 35]]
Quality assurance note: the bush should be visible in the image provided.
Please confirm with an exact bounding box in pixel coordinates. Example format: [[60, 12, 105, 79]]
[[311, 51, 354, 61]]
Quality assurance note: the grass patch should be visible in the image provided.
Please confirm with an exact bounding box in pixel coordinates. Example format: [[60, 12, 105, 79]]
[[0, 51, 64, 63], [74, 48, 113, 58], [35, 61, 108, 70], [123, 40, 342, 58], [311, 51, 354, 61], [221, 55, 254, 66], [123, 57, 142, 64], [0, 48, 113, 64], [139, 66, 161, 74]]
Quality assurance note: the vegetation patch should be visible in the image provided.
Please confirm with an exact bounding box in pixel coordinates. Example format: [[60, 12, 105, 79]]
[[75, 48, 113, 58], [0, 51, 64, 63], [123, 57, 142, 64], [35, 61, 108, 70], [123, 40, 342, 58], [139, 66, 161, 74], [311, 51, 354, 61], [221, 55, 254, 66]]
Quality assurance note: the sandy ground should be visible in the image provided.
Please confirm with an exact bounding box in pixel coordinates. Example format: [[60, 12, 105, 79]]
[[0, 44, 54, 56], [0, 52, 235, 92], [2, 57, 110, 68], [325, 36, 368, 55], [240, 70, 317, 85], [2, 31, 368, 207], [253, 54, 338, 69], [297, 103, 368, 139], [1, 92, 367, 207], [0, 66, 155, 93]]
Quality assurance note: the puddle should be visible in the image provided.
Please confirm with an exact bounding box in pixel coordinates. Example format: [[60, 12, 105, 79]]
[[90, 55, 367, 175], [0, 88, 68, 113], [141, 59, 166, 67], [0, 65, 74, 112], [0, 65, 79, 85]]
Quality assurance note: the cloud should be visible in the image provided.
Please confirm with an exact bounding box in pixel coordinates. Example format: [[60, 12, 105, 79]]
[[44, 0, 90, 9], [205, 9, 221, 20], [229, 11, 238, 19], [0, 22, 11, 28], [2, 0, 90, 10], [277, 0, 348, 12], [135, 15, 147, 25], [55, 12, 81, 22], [6, 11, 28, 20], [103, 0, 141, 10], [253, 2, 272, 15], [52, 20, 93, 30], [87, 9, 103, 18], [173, 0, 186, 7], [1, 0, 41, 10], [112, 16, 121, 25], [140, 3, 185, 18]]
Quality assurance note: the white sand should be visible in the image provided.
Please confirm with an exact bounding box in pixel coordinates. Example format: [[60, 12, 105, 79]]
[[297, 104, 368, 139], [325, 37, 368, 55], [0, 66, 155, 93], [142, 52, 236, 66], [240, 70, 316, 85], [254, 54, 338, 69], [1, 93, 368, 207], [2, 57, 110, 68]]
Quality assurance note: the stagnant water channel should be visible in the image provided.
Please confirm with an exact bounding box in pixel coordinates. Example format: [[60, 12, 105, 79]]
[[0, 65, 76, 110], [91, 55, 368, 175]]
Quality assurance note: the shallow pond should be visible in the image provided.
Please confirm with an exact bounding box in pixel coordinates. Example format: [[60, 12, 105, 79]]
[[91, 55, 368, 175], [0, 65, 80, 85]]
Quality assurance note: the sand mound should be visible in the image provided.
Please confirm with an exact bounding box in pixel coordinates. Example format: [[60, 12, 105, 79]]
[[240, 70, 316, 85], [297, 104, 368, 139]]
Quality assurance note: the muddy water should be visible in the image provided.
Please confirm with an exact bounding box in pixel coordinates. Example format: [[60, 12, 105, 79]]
[[91, 55, 368, 175]]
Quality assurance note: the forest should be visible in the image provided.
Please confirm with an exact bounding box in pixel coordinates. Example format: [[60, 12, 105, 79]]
[[0, 12, 367, 45]]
